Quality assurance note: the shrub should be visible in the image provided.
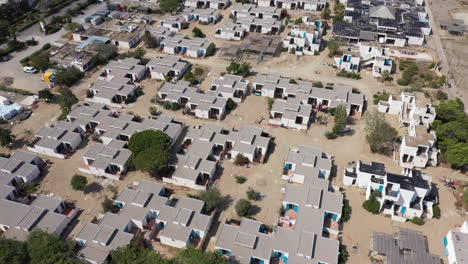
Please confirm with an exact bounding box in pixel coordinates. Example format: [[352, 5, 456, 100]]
[[102, 197, 117, 213], [38, 89, 55, 101], [325, 131, 338, 139], [226, 61, 251, 77], [338, 245, 349, 264], [246, 188, 260, 201], [149, 106, 158, 116], [337, 69, 361, 79], [86, 90, 94, 98], [192, 27, 205, 38], [432, 204, 441, 219], [197, 188, 223, 213], [235, 176, 247, 184], [294, 17, 302, 25], [313, 81, 323, 88], [194, 67, 204, 76], [267, 98, 274, 110], [70, 174, 87, 191], [128, 130, 171, 173], [410, 217, 425, 225], [363, 190, 381, 214], [235, 199, 252, 217], [170, 102, 182, 111], [205, 43, 216, 56], [373, 91, 390, 105], [341, 199, 351, 222], [226, 98, 236, 111], [234, 154, 250, 166]]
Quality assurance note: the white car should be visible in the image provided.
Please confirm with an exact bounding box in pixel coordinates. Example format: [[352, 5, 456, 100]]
[[23, 66, 38, 73]]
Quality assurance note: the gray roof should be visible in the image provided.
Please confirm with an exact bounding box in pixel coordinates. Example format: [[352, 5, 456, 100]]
[[373, 228, 442, 264], [147, 55, 190, 76]]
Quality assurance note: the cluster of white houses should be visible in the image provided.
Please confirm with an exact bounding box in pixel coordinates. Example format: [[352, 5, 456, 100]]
[[158, 74, 250, 120], [232, 4, 283, 35], [343, 160, 436, 221], [254, 0, 327, 10], [184, 0, 231, 9], [0, 150, 79, 241], [215, 145, 343, 264], [252, 73, 365, 129], [444, 221, 468, 264], [165, 124, 271, 190], [76, 180, 213, 264], [334, 43, 394, 77], [283, 18, 324, 56], [378, 91, 438, 169], [29, 103, 183, 181]]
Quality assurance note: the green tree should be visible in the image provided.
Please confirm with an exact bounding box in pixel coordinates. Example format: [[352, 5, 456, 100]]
[[57, 87, 79, 113], [65, 22, 81, 32], [197, 188, 224, 213], [333, 3, 345, 23], [338, 245, 349, 264], [90, 42, 118, 65], [410, 217, 425, 225], [111, 241, 170, 264], [27, 229, 80, 264], [159, 0, 182, 14], [0, 237, 29, 264], [234, 154, 250, 166], [380, 70, 391, 82], [432, 204, 441, 219], [327, 39, 341, 57], [364, 110, 398, 155], [38, 89, 55, 101], [70, 174, 88, 191], [55, 67, 84, 87], [226, 62, 251, 77], [332, 104, 347, 135], [372, 91, 390, 105], [246, 187, 260, 201], [128, 130, 171, 173], [29, 52, 50, 72], [0, 128, 15, 147], [143, 31, 158, 48], [235, 198, 252, 217], [294, 17, 303, 25], [321, 8, 331, 20], [176, 245, 229, 264], [267, 97, 274, 110], [363, 191, 381, 214], [102, 197, 117, 213], [341, 199, 351, 222], [226, 98, 236, 110], [192, 27, 205, 38], [205, 43, 216, 56]]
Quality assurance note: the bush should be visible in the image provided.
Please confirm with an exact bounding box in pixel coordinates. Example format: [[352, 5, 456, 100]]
[[373, 91, 390, 105], [338, 245, 349, 264], [341, 199, 351, 222], [38, 89, 55, 101], [86, 90, 94, 98], [226, 61, 251, 77], [364, 110, 398, 155], [128, 130, 171, 173], [234, 154, 250, 166], [246, 188, 260, 201], [432, 204, 441, 219], [102, 197, 117, 213], [70, 174, 88, 191], [325, 131, 338, 139], [363, 191, 381, 214], [294, 17, 302, 25], [192, 27, 205, 38], [313, 81, 323, 88], [197, 188, 223, 213], [235, 176, 247, 184], [411, 217, 425, 225], [235, 199, 252, 217], [267, 98, 274, 110], [54, 67, 84, 87], [205, 43, 216, 56], [226, 98, 236, 111], [337, 69, 361, 79], [194, 67, 204, 76], [436, 91, 448, 101]]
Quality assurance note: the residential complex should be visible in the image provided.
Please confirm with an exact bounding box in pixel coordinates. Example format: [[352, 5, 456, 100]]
[[343, 160, 436, 221], [232, 4, 283, 35], [334, 43, 394, 77], [185, 0, 231, 9], [88, 58, 146, 107], [76, 180, 213, 264], [444, 221, 468, 264], [372, 228, 442, 263], [255, 0, 326, 11], [253, 73, 365, 116], [0, 151, 78, 241], [210, 74, 250, 103], [159, 33, 212, 58], [283, 21, 324, 56], [158, 81, 228, 120], [333, 0, 431, 46], [72, 26, 144, 49], [165, 124, 271, 190], [378, 91, 438, 168], [215, 23, 247, 41], [146, 55, 191, 81], [215, 146, 343, 264], [269, 97, 312, 130], [49, 43, 98, 72]]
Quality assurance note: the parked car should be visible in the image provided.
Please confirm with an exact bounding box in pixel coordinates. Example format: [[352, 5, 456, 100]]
[[20, 111, 32, 121], [23, 66, 38, 73], [1, 55, 12, 62]]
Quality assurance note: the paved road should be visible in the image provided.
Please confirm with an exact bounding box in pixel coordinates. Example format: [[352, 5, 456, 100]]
[[426, 0, 468, 111]]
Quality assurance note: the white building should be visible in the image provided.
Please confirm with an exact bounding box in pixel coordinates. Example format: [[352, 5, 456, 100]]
[[181, 8, 221, 24], [184, 0, 230, 9], [343, 160, 436, 222], [444, 221, 468, 264], [0, 96, 23, 120], [160, 33, 211, 58], [210, 74, 250, 103], [269, 98, 312, 130], [283, 22, 323, 55], [334, 44, 394, 77], [378, 92, 438, 168], [215, 23, 247, 41], [160, 15, 188, 32], [255, 0, 327, 11], [146, 55, 190, 81]]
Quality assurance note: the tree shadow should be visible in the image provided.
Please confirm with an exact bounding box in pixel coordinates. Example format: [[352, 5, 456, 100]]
[[84, 182, 103, 195]]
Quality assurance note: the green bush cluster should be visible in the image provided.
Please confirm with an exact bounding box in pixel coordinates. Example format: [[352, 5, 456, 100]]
[[336, 69, 361, 79]]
